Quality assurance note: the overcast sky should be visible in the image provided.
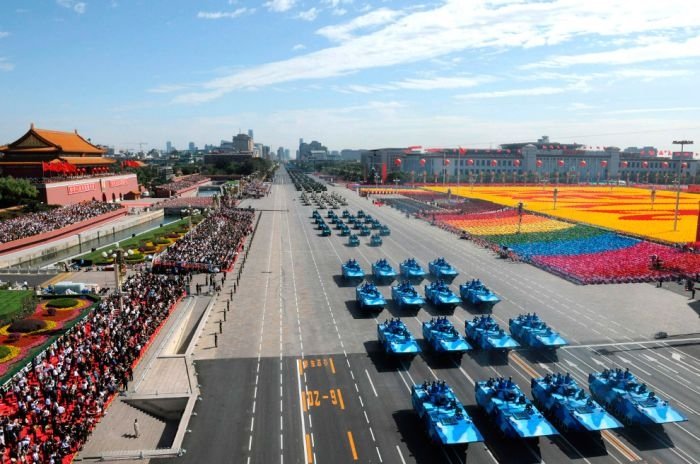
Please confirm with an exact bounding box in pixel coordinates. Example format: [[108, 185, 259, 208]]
[[1, 0, 699, 154]]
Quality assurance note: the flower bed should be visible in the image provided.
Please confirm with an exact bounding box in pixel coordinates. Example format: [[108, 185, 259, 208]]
[[0, 296, 94, 378]]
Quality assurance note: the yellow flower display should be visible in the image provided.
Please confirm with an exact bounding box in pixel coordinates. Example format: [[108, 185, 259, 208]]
[[427, 186, 700, 243], [0, 345, 21, 363]]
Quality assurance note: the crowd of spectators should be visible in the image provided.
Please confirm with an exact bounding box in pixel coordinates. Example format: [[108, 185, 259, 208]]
[[153, 197, 214, 210], [0, 202, 123, 245], [155, 175, 210, 197], [153, 207, 254, 273], [241, 180, 269, 199], [0, 272, 185, 463]]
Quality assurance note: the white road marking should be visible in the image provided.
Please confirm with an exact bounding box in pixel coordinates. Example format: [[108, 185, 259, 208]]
[[365, 369, 379, 397]]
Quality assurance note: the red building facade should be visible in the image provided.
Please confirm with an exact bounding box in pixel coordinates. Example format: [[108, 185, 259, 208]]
[[0, 125, 139, 205]]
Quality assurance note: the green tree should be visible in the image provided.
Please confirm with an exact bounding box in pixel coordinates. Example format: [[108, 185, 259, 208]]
[[0, 177, 38, 206]]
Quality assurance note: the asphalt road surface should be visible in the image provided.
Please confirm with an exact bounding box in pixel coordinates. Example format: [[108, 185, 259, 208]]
[[166, 166, 700, 464]]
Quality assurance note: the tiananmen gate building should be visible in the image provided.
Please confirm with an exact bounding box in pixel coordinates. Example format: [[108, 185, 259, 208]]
[[0, 124, 139, 205]]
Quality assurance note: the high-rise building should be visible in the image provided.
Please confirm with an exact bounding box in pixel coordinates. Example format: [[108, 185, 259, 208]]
[[263, 145, 271, 160], [253, 143, 263, 158], [233, 133, 253, 154], [166, 141, 173, 153], [299, 140, 328, 161], [188, 142, 196, 152], [248, 129, 254, 139], [277, 147, 285, 160], [284, 149, 290, 160]]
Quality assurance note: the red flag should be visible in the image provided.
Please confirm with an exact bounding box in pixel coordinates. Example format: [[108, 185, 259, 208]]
[[458, 146, 466, 155]]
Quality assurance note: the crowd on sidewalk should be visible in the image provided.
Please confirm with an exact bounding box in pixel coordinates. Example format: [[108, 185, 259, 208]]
[[0, 202, 122, 244], [153, 207, 255, 273], [0, 273, 185, 463]]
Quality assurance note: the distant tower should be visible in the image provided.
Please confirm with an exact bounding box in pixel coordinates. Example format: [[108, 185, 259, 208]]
[[248, 129, 254, 139], [166, 141, 172, 153]]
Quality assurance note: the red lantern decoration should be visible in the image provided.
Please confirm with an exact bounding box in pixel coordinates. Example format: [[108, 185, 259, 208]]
[[536, 160, 543, 168], [662, 161, 669, 168], [467, 159, 474, 166], [579, 160, 587, 167], [394, 158, 402, 166], [558, 160, 565, 167], [459, 147, 466, 155], [600, 160, 608, 167], [444, 159, 451, 166], [642, 161, 649, 168], [505, 149, 511, 154], [419, 158, 426, 167], [621, 161, 629, 168], [682, 162, 688, 169], [490, 159, 498, 167], [513, 159, 521, 167]]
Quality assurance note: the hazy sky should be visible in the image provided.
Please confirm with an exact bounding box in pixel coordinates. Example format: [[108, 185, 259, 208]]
[[1, 0, 699, 154]]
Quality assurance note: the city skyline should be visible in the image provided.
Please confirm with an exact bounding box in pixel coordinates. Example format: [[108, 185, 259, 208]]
[[1, 0, 699, 152]]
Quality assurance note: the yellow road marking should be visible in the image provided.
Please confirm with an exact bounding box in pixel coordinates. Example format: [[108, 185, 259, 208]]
[[601, 430, 641, 462], [347, 431, 359, 461], [329, 357, 336, 374], [305, 433, 313, 463], [43, 272, 72, 286], [337, 388, 345, 410], [510, 352, 540, 379]]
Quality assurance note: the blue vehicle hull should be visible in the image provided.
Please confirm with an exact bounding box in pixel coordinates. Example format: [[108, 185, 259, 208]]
[[531, 374, 622, 432], [391, 286, 425, 311], [422, 319, 472, 354], [341, 264, 365, 281], [425, 284, 461, 311], [476, 378, 559, 439], [465, 316, 520, 351], [459, 285, 501, 309], [356, 285, 386, 312], [400, 262, 427, 283], [372, 262, 397, 283], [588, 369, 687, 426], [377, 320, 420, 355], [412, 382, 484, 445], [509, 314, 568, 349]]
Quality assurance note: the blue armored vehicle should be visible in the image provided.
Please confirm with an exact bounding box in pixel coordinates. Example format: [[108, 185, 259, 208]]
[[465, 315, 520, 351], [370, 234, 383, 246], [364, 215, 374, 224], [357, 210, 365, 218], [422, 317, 472, 355], [476, 377, 559, 439], [348, 234, 360, 246], [429, 258, 459, 282], [356, 282, 386, 312], [320, 224, 331, 236], [377, 318, 420, 356], [509, 313, 567, 349], [412, 381, 484, 445], [391, 281, 425, 311], [342, 209, 350, 218], [531, 373, 622, 432], [459, 279, 501, 309], [339, 224, 350, 235], [334, 219, 345, 229], [379, 225, 391, 236], [372, 259, 397, 282], [352, 219, 362, 229], [400, 258, 427, 282], [588, 368, 687, 426], [327, 210, 336, 218], [359, 225, 371, 236], [341, 259, 365, 282], [424, 280, 461, 311], [370, 219, 381, 229], [312, 210, 321, 220]]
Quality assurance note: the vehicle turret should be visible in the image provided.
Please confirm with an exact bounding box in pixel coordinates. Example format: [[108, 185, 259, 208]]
[[459, 279, 501, 309], [391, 281, 425, 311], [422, 317, 472, 355], [465, 315, 519, 351], [509, 313, 567, 349], [400, 258, 427, 282], [412, 380, 483, 444], [377, 318, 420, 355], [341, 259, 365, 281], [531, 373, 622, 432], [475, 377, 559, 439], [372, 259, 396, 282], [356, 282, 386, 312], [424, 280, 461, 311], [429, 258, 459, 282], [588, 368, 687, 425]]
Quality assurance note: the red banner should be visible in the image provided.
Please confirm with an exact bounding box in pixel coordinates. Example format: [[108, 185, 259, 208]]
[[67, 183, 98, 195], [381, 162, 387, 183]]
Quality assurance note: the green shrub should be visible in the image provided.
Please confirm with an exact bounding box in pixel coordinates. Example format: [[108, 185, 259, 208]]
[[154, 238, 171, 245], [46, 298, 79, 308], [8, 319, 46, 333], [0, 345, 11, 359]]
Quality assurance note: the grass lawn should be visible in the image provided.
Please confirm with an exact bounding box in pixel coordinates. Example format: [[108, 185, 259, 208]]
[[76, 216, 200, 264], [0, 290, 33, 319]]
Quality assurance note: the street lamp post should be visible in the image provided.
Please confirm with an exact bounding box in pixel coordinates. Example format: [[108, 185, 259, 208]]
[[672, 140, 693, 232]]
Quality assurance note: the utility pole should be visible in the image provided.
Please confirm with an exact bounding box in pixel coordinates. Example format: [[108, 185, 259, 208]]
[[672, 140, 693, 231]]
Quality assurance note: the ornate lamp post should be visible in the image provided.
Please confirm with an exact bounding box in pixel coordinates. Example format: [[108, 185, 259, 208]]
[[672, 140, 693, 231]]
